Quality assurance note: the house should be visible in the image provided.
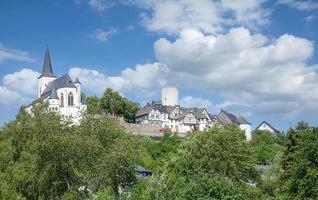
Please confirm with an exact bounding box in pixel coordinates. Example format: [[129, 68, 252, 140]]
[[256, 121, 279, 133], [135, 87, 252, 139], [25, 48, 87, 124], [216, 109, 252, 141], [135, 87, 214, 133]]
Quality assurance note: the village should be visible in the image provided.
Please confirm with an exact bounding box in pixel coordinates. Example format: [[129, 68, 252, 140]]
[[26, 48, 280, 141]]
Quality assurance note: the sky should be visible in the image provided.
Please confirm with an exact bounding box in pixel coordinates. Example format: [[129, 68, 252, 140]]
[[0, 0, 318, 131]]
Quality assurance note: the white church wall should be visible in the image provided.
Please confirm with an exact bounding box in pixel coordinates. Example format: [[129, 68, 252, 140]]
[[38, 76, 56, 98]]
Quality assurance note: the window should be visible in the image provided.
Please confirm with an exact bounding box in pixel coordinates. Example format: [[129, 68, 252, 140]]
[[68, 92, 74, 106], [156, 115, 159, 119], [60, 93, 64, 107]]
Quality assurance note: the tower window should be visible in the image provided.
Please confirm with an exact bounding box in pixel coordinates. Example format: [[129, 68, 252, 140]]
[[60, 93, 64, 107], [68, 92, 74, 106]]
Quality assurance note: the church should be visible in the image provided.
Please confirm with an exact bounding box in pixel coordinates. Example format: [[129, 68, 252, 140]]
[[25, 48, 87, 124]]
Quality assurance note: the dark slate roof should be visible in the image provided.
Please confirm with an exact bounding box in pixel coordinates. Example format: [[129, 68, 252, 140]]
[[39, 48, 56, 78], [136, 105, 153, 117], [256, 121, 279, 133], [166, 105, 178, 113], [192, 108, 207, 119], [49, 86, 59, 99], [217, 109, 250, 125], [74, 77, 81, 84], [41, 74, 77, 98], [236, 115, 251, 125]]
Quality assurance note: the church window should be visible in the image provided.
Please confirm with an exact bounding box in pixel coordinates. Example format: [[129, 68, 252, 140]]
[[68, 92, 74, 106], [60, 93, 64, 107]]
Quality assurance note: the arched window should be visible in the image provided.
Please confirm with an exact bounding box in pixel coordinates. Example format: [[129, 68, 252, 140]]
[[60, 93, 64, 107], [68, 92, 74, 106]]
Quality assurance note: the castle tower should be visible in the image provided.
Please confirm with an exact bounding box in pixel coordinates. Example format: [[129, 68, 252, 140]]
[[38, 47, 56, 98], [161, 87, 179, 106]]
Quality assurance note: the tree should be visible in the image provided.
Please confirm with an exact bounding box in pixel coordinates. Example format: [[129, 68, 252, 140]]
[[250, 130, 284, 165], [127, 125, 262, 199], [86, 96, 102, 114], [97, 88, 140, 123], [0, 104, 141, 199], [280, 122, 318, 199]]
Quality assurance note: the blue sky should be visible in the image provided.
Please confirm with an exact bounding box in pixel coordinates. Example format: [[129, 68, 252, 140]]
[[0, 0, 318, 131]]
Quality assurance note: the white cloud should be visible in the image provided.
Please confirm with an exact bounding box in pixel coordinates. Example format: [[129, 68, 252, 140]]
[[126, 0, 269, 35], [180, 96, 218, 113], [0, 68, 39, 106], [0, 43, 35, 63], [0, 86, 23, 106], [68, 62, 170, 99], [90, 27, 118, 42], [277, 0, 318, 11], [153, 27, 318, 117], [89, 0, 115, 11], [3, 68, 39, 97], [305, 14, 317, 21]]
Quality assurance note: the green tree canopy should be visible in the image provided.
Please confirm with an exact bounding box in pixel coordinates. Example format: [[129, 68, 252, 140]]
[[127, 125, 262, 200], [88, 88, 140, 123], [280, 122, 318, 199]]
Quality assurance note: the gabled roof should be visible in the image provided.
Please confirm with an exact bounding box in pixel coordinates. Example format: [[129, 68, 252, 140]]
[[41, 74, 76, 98], [256, 121, 279, 133], [192, 108, 207, 119], [135, 104, 167, 117], [39, 47, 56, 78], [217, 109, 250, 126], [166, 105, 179, 113]]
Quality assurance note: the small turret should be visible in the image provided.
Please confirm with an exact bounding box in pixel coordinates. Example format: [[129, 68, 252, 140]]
[[74, 77, 81, 105], [48, 86, 60, 112]]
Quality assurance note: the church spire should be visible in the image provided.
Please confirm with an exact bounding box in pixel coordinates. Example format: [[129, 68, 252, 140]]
[[39, 47, 56, 78]]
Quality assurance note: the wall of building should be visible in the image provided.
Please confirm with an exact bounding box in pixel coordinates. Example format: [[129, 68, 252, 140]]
[[239, 124, 252, 141], [257, 123, 275, 133], [161, 87, 179, 106]]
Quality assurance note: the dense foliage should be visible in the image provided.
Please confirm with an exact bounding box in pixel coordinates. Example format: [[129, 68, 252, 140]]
[[250, 130, 284, 165], [87, 88, 140, 123], [0, 104, 140, 199], [280, 122, 318, 199], [1, 102, 318, 199]]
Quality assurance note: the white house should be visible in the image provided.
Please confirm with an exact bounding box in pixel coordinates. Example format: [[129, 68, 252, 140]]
[[256, 121, 279, 133], [135, 87, 251, 140], [216, 109, 252, 141], [25, 48, 87, 124]]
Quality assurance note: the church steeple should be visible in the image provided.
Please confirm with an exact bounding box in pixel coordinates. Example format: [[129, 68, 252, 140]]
[[39, 47, 56, 78]]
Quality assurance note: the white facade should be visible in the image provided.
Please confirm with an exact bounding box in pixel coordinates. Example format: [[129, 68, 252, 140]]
[[136, 105, 213, 134], [256, 121, 279, 133], [161, 87, 179, 106], [239, 124, 252, 141], [38, 76, 56, 98], [26, 48, 86, 124]]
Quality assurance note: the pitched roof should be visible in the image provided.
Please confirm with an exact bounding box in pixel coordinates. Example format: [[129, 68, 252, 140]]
[[192, 108, 207, 119], [217, 109, 250, 125], [256, 121, 279, 133], [41, 74, 76, 98], [166, 105, 178, 113], [49, 86, 59, 99], [39, 47, 56, 78], [74, 77, 81, 84]]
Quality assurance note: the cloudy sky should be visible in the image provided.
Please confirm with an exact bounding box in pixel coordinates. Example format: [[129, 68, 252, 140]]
[[0, 0, 318, 130]]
